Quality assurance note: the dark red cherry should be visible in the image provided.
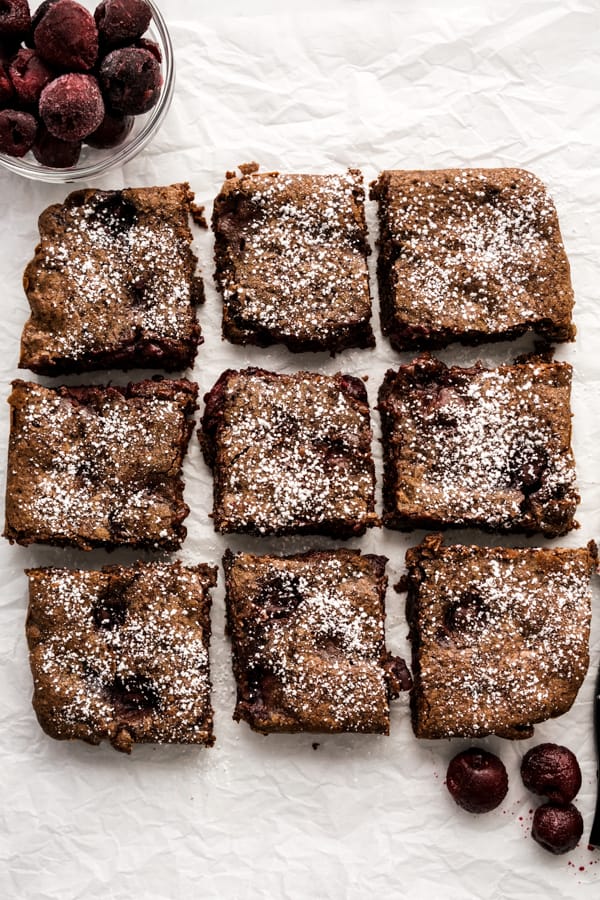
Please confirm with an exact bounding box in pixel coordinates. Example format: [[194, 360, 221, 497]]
[[446, 747, 508, 814], [531, 802, 583, 855]]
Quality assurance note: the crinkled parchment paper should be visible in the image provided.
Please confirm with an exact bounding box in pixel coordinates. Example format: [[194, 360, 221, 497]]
[[1, 1, 600, 897]]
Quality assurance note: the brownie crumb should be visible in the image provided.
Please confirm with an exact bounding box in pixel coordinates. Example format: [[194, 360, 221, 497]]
[[238, 160, 259, 175], [190, 202, 207, 228]]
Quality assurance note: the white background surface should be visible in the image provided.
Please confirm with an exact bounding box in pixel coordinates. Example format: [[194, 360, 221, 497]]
[[1, 1, 600, 897]]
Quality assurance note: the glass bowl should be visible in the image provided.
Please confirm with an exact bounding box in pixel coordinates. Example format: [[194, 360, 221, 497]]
[[0, 0, 174, 182]]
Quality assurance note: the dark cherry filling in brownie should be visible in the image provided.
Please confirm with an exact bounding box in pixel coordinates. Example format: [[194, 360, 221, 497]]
[[4, 377, 197, 550], [223, 548, 411, 734], [20, 183, 204, 375], [200, 367, 378, 537], [370, 168, 575, 351], [377, 353, 579, 537], [401, 534, 596, 740], [26, 561, 217, 753], [212, 165, 375, 354]]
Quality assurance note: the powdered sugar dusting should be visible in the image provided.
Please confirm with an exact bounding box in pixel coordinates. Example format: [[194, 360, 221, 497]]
[[212, 370, 376, 534], [27, 563, 215, 748], [381, 359, 578, 533], [217, 170, 371, 343], [409, 542, 593, 738], [378, 168, 573, 334], [228, 551, 391, 732]]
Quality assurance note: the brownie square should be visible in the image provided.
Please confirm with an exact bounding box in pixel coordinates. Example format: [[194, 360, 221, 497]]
[[212, 167, 374, 353], [200, 368, 378, 537], [402, 534, 596, 740], [4, 378, 197, 550], [370, 168, 575, 350], [377, 354, 579, 537], [20, 184, 204, 375], [223, 549, 411, 734], [26, 561, 217, 753]]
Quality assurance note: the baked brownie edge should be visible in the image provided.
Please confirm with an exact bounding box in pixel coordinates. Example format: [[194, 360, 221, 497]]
[[20, 183, 204, 375], [26, 561, 217, 752], [212, 168, 375, 354], [4, 378, 198, 550], [403, 534, 595, 740], [370, 168, 575, 350]]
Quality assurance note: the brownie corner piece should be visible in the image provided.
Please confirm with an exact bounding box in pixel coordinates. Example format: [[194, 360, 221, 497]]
[[200, 367, 378, 537], [212, 167, 374, 354], [19, 183, 204, 375], [4, 377, 197, 551], [223, 548, 411, 734], [26, 560, 217, 753], [377, 354, 579, 537], [370, 167, 575, 350], [403, 534, 594, 740]]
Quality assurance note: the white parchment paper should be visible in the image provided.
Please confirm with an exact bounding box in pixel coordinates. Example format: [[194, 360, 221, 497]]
[[1, 1, 600, 897]]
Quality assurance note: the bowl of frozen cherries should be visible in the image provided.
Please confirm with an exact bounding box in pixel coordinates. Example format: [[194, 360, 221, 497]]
[[0, 0, 174, 180]]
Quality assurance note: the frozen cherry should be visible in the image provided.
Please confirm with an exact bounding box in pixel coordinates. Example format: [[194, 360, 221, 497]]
[[34, 0, 98, 71], [0, 61, 14, 105], [39, 72, 103, 140], [531, 802, 583, 855], [446, 747, 508, 814], [521, 743, 582, 805], [99, 46, 161, 115], [0, 35, 21, 63], [25, 0, 59, 48], [85, 109, 132, 147], [339, 374, 368, 403], [136, 36, 160, 63], [9, 48, 54, 106], [0, 0, 31, 39], [95, 0, 151, 49], [32, 122, 80, 165], [0, 107, 37, 155]]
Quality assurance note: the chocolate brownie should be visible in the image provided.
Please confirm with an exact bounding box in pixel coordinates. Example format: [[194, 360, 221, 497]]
[[212, 166, 374, 353], [402, 533, 596, 740], [200, 367, 378, 537], [26, 561, 217, 753], [223, 549, 411, 734], [4, 378, 197, 550], [370, 168, 575, 350], [377, 354, 579, 537], [20, 183, 204, 375]]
